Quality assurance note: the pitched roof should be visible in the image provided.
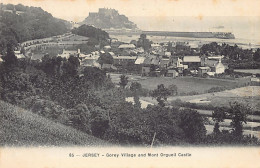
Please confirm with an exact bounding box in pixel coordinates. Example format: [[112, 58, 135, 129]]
[[183, 56, 201, 63], [135, 57, 145, 64], [113, 56, 137, 60], [215, 62, 225, 68], [199, 66, 210, 70], [108, 52, 115, 56], [205, 59, 218, 67]]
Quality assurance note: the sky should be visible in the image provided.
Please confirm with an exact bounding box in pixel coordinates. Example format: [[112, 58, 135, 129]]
[[2, 0, 260, 41], [2, 0, 260, 22]]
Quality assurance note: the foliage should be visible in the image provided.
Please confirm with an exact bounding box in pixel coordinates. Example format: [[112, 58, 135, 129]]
[[168, 84, 178, 96], [151, 84, 171, 107], [130, 82, 142, 94], [107, 102, 184, 145], [0, 3, 68, 52], [212, 107, 227, 134], [206, 86, 226, 93], [137, 34, 152, 51], [119, 74, 129, 88], [71, 24, 109, 47], [67, 104, 91, 134], [228, 102, 249, 137], [206, 130, 260, 145], [253, 48, 260, 62], [179, 108, 207, 143], [2, 43, 17, 66], [90, 106, 110, 138], [98, 52, 114, 65], [200, 42, 260, 69]]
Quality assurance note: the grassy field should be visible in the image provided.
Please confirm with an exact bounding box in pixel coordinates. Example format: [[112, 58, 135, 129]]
[[0, 101, 108, 146], [137, 76, 250, 94], [109, 73, 250, 94], [167, 86, 260, 111]]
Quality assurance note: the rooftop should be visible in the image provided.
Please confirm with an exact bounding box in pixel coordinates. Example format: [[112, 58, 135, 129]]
[[183, 56, 201, 63], [118, 44, 136, 49]]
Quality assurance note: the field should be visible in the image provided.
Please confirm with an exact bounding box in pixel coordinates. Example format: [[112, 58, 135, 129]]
[[0, 101, 108, 146], [109, 73, 250, 94], [137, 76, 250, 94], [167, 86, 260, 111], [234, 69, 260, 74]]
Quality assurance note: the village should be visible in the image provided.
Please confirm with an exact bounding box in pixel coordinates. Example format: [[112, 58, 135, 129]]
[[5, 32, 229, 79]]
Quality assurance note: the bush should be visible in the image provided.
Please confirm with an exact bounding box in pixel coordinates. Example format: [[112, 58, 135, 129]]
[[179, 109, 207, 143], [90, 106, 110, 138], [67, 104, 91, 134], [207, 86, 226, 93]]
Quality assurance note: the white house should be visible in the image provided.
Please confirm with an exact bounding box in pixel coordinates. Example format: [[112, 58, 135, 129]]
[[214, 59, 225, 74], [58, 49, 80, 59], [14, 51, 26, 59]]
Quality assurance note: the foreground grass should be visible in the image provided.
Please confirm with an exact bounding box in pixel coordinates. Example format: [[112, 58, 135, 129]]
[[0, 101, 109, 147]]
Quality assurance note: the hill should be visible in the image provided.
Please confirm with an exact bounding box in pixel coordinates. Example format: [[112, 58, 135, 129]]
[[81, 8, 138, 30], [0, 3, 71, 54], [0, 100, 109, 146]]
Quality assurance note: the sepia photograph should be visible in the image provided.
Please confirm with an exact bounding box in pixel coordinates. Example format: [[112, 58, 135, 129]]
[[0, 0, 260, 167]]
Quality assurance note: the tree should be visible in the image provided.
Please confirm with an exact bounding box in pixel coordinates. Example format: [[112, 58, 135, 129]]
[[179, 109, 206, 143], [71, 25, 109, 45], [68, 104, 91, 134], [144, 106, 184, 145], [82, 67, 106, 88], [133, 95, 141, 108], [253, 48, 260, 62], [137, 34, 151, 51], [228, 102, 249, 138], [212, 107, 226, 134], [98, 52, 113, 65], [62, 56, 80, 78], [168, 84, 178, 96], [119, 74, 128, 88], [151, 84, 171, 107], [90, 106, 110, 138], [130, 82, 142, 93], [2, 43, 17, 66]]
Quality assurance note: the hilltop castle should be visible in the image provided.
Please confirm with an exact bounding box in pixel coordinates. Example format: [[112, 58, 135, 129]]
[[81, 8, 138, 30]]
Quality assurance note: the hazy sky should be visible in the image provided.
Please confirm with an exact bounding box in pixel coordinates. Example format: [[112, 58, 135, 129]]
[[3, 0, 260, 22], [2, 0, 260, 41]]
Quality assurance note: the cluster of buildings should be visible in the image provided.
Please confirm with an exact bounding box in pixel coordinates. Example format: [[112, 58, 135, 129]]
[[1, 31, 226, 79], [138, 54, 226, 77], [54, 39, 226, 78]]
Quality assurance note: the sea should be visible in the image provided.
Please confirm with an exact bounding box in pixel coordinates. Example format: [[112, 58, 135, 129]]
[[111, 16, 260, 49]]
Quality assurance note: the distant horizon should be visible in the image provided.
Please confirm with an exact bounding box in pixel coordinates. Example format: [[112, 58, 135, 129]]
[[2, 1, 260, 42]]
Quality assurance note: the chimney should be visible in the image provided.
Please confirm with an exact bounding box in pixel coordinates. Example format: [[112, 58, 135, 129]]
[[77, 49, 80, 54]]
